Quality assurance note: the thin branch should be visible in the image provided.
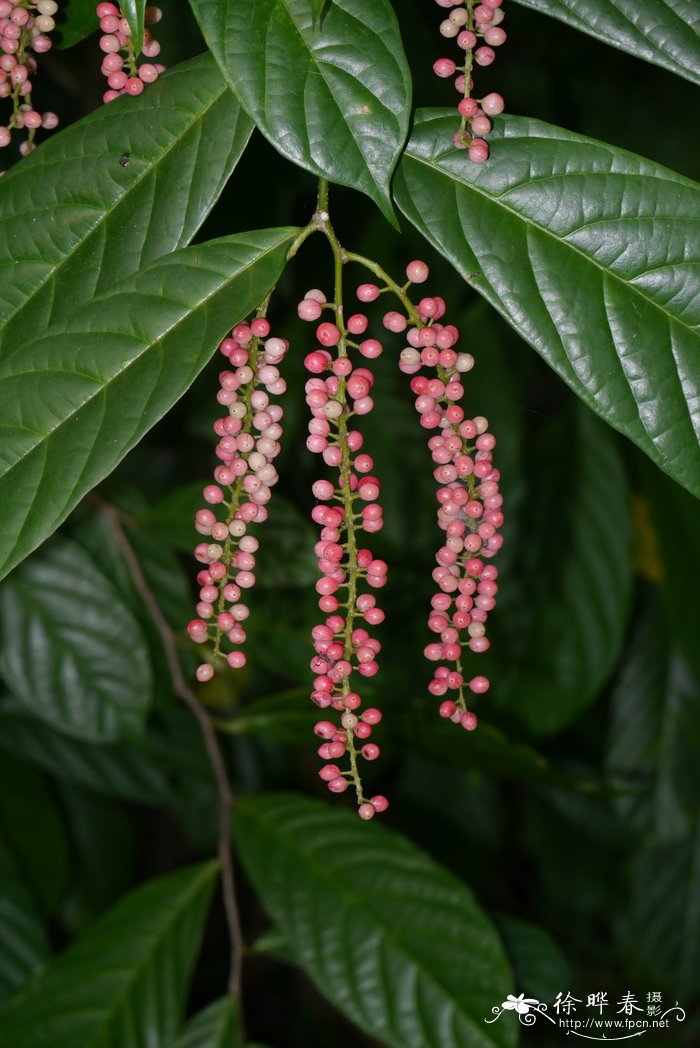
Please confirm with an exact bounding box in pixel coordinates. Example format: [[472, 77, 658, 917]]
[[99, 500, 245, 1001]]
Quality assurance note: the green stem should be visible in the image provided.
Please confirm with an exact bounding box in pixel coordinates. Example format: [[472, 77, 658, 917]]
[[320, 191, 368, 804], [343, 250, 422, 327]]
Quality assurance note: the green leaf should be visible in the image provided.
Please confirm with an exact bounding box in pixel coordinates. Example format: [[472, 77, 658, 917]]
[[0, 862, 218, 1048], [493, 406, 633, 735], [0, 753, 70, 914], [395, 111, 700, 498], [190, 0, 412, 223], [493, 914, 570, 1003], [310, 0, 328, 25], [176, 998, 242, 1048], [625, 813, 700, 998], [0, 54, 253, 355], [0, 708, 173, 805], [143, 486, 317, 586], [236, 793, 515, 1048], [0, 227, 297, 580], [224, 687, 313, 744], [606, 594, 700, 843], [56, 784, 137, 919], [57, 0, 97, 49], [404, 707, 557, 786], [512, 0, 700, 85], [121, 0, 146, 53], [0, 847, 50, 1007], [0, 537, 152, 743], [642, 467, 700, 684]]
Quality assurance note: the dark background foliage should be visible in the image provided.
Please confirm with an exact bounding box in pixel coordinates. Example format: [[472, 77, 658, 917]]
[[0, 0, 698, 1045]]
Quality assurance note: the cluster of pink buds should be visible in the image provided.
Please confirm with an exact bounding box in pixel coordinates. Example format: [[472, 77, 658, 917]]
[[97, 2, 164, 103], [0, 0, 58, 156], [298, 287, 388, 820], [432, 0, 506, 162], [187, 320, 288, 682], [393, 262, 503, 728]]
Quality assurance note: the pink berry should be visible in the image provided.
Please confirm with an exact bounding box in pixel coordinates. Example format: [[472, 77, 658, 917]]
[[433, 57, 456, 78], [469, 676, 490, 693], [138, 62, 159, 83], [405, 259, 429, 283], [382, 311, 407, 333], [474, 46, 496, 66], [358, 803, 375, 820], [99, 33, 120, 52], [226, 651, 247, 669], [483, 26, 506, 46], [316, 322, 341, 346], [347, 313, 368, 334], [481, 91, 505, 115], [471, 114, 492, 136], [298, 297, 323, 321], [356, 283, 380, 302]]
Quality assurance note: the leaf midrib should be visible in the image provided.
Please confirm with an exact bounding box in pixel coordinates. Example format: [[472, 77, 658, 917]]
[[33, 864, 216, 1047], [0, 72, 229, 349], [0, 237, 291, 483], [276, 0, 387, 188], [243, 806, 509, 1048], [511, 0, 700, 82], [404, 138, 699, 343]]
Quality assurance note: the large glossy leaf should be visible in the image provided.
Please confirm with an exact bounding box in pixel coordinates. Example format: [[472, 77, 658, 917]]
[[492, 406, 632, 735], [235, 793, 515, 1048], [56, 0, 96, 49], [493, 915, 570, 1003], [0, 753, 70, 913], [0, 227, 297, 580], [512, 0, 700, 85], [0, 537, 152, 742], [0, 707, 173, 804], [175, 999, 242, 1048], [625, 813, 700, 998], [0, 847, 50, 1007], [606, 594, 700, 843], [642, 466, 700, 684], [0, 54, 252, 356], [189, 0, 411, 223], [395, 111, 700, 498], [0, 862, 218, 1048], [57, 784, 137, 918]]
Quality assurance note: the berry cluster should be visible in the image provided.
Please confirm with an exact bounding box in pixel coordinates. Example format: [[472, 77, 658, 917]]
[[432, 0, 506, 162], [187, 320, 288, 682], [298, 287, 388, 820], [97, 2, 164, 103], [395, 268, 503, 728], [0, 0, 58, 156]]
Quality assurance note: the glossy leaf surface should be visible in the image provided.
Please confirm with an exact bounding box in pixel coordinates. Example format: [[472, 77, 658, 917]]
[[0, 863, 217, 1048], [395, 111, 700, 497], [512, 0, 700, 85], [0, 228, 297, 579], [190, 0, 411, 222], [0, 537, 152, 742], [0, 54, 252, 355], [236, 793, 515, 1048]]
